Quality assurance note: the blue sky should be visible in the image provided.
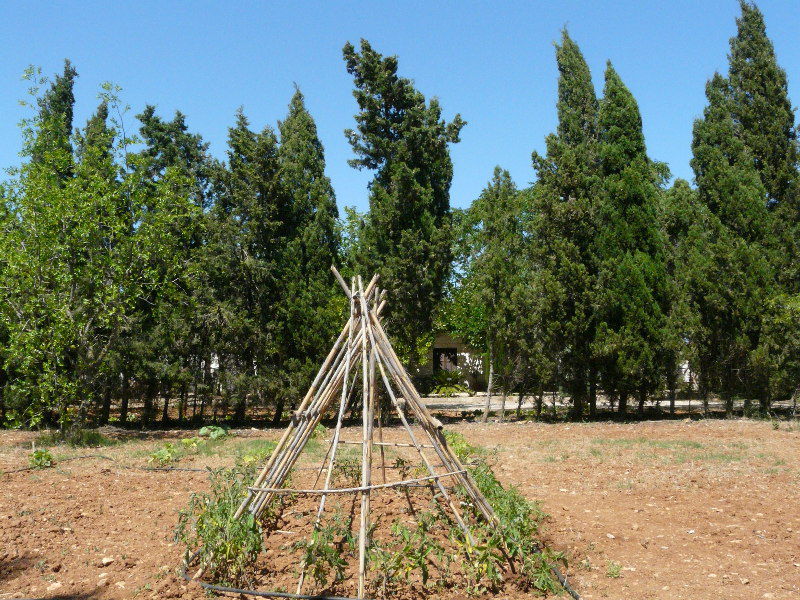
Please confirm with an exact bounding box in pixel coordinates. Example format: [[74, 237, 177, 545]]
[[0, 1, 798, 212]]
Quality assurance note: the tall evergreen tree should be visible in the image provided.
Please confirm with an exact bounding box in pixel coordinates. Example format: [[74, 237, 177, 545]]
[[690, 72, 773, 413], [343, 39, 465, 364], [593, 63, 669, 415], [530, 30, 600, 419], [209, 111, 287, 421], [727, 1, 798, 209], [32, 60, 78, 180], [276, 88, 342, 421], [451, 167, 524, 421]]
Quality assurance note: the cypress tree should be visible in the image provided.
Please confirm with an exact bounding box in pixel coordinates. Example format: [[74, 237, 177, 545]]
[[691, 74, 770, 242], [209, 111, 287, 421], [530, 30, 599, 419], [343, 39, 465, 364], [455, 167, 523, 420], [727, 1, 798, 208], [690, 72, 773, 413], [276, 88, 342, 420], [593, 63, 669, 415], [32, 59, 78, 180]]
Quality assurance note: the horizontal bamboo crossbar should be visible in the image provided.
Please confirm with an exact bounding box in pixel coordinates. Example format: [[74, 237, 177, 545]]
[[330, 439, 434, 449], [247, 469, 466, 496]]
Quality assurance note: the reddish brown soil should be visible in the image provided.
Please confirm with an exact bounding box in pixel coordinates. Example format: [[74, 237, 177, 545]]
[[1, 419, 798, 599]]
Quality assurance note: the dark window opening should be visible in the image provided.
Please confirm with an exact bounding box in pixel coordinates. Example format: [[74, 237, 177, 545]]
[[433, 348, 458, 372]]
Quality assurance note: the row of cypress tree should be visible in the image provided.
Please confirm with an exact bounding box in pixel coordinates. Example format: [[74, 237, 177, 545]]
[[448, 2, 799, 418], [0, 2, 796, 430]]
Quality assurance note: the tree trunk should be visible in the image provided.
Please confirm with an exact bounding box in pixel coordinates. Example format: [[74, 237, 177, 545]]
[[99, 382, 112, 425], [618, 391, 628, 416], [637, 388, 646, 416], [551, 389, 558, 419], [535, 390, 543, 419], [482, 349, 494, 423], [143, 380, 157, 426], [272, 396, 285, 426], [667, 370, 677, 416], [178, 382, 187, 423], [500, 390, 507, 422], [161, 381, 170, 425], [119, 373, 130, 424], [589, 369, 597, 419], [570, 374, 585, 421], [516, 390, 525, 419]]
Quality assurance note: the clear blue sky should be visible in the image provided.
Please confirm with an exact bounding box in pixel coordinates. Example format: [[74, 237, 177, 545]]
[[1, 1, 798, 212]]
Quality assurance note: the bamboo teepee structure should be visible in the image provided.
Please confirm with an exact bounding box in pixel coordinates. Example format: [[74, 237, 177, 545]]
[[232, 266, 501, 598]]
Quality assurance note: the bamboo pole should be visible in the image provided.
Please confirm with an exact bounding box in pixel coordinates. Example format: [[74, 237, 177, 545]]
[[253, 343, 363, 517], [297, 294, 359, 594], [357, 277, 371, 599], [234, 317, 352, 519], [331, 439, 434, 449], [330, 264, 352, 296], [369, 332, 474, 546], [368, 311, 498, 523], [250, 327, 365, 517]]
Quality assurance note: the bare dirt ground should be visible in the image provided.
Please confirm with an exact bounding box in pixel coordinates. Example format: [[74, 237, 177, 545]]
[[1, 419, 798, 599]]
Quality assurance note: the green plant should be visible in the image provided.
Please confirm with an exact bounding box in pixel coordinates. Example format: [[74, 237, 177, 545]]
[[29, 448, 55, 469], [430, 369, 469, 397], [294, 516, 348, 589], [448, 436, 562, 595], [149, 443, 180, 466], [606, 560, 622, 578], [333, 456, 361, 486], [199, 425, 230, 440], [443, 430, 479, 462], [175, 467, 262, 586]]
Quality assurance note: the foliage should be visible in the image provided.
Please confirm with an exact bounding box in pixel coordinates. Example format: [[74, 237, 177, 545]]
[[293, 511, 352, 589], [149, 443, 181, 466], [529, 29, 601, 419], [198, 425, 229, 440], [450, 432, 563, 595], [430, 369, 469, 397], [343, 39, 463, 365], [593, 62, 670, 411], [29, 448, 54, 469], [175, 467, 262, 586]]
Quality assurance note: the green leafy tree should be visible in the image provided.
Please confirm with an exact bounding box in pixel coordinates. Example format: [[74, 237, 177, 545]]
[[0, 74, 199, 429], [530, 30, 600, 419], [343, 39, 465, 364]]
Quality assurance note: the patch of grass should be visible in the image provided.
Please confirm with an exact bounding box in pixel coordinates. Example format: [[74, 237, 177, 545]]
[[37, 429, 116, 448], [234, 439, 277, 468], [673, 450, 744, 464]]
